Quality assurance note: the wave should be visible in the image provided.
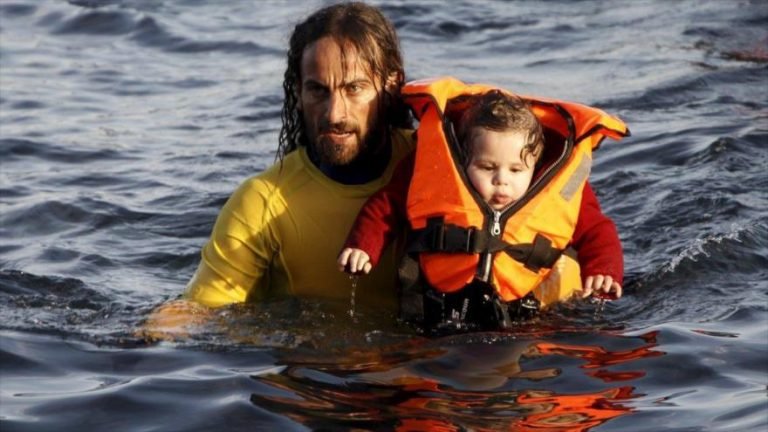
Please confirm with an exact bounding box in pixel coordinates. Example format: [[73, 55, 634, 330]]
[[52, 8, 137, 35], [0, 2, 36, 17], [2, 199, 150, 235], [0, 138, 134, 164], [129, 16, 281, 56], [42, 3, 282, 56], [0, 269, 167, 346], [617, 221, 768, 325], [658, 221, 768, 277], [0, 270, 109, 328]]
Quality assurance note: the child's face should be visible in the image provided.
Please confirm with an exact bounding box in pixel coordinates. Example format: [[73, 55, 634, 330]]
[[466, 129, 536, 211]]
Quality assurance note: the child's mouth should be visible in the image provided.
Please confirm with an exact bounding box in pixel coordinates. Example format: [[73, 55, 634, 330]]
[[491, 194, 512, 207]]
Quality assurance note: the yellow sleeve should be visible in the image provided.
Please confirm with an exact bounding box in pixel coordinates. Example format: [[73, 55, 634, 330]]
[[184, 177, 278, 307]]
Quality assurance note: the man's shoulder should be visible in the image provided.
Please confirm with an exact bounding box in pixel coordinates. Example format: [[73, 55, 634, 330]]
[[242, 151, 307, 185], [233, 150, 317, 203]]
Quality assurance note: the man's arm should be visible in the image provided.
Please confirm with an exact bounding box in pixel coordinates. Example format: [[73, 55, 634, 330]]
[[184, 176, 277, 306], [140, 177, 277, 340]]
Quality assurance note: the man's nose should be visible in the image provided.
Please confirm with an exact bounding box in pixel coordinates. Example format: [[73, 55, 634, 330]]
[[326, 91, 348, 124]]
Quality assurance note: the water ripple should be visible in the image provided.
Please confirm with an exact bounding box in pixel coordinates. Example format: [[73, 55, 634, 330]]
[[1, 1, 767, 430], [0, 3, 36, 17], [52, 9, 138, 35], [0, 138, 134, 164], [130, 16, 281, 56]]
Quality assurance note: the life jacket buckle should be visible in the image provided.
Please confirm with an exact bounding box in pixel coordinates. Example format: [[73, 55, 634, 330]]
[[426, 218, 478, 254], [430, 221, 446, 251], [464, 226, 477, 253], [426, 217, 446, 251], [524, 234, 560, 272]]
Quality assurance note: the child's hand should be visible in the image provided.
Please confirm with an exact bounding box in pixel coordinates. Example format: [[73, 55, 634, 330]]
[[581, 274, 622, 300], [337, 248, 373, 275]]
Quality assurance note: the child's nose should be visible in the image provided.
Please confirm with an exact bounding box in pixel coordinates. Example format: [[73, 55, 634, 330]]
[[493, 171, 508, 185]]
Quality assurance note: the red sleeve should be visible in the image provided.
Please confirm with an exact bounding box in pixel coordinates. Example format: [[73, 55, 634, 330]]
[[572, 182, 624, 285], [343, 153, 414, 267]]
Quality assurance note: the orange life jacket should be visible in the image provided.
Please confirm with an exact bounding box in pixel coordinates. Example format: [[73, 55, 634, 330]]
[[401, 77, 628, 305]]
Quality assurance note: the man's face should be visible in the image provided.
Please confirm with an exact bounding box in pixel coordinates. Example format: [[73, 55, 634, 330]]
[[299, 36, 384, 166]]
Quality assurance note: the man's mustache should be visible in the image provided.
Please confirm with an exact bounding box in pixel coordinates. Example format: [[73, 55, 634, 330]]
[[319, 121, 359, 135]]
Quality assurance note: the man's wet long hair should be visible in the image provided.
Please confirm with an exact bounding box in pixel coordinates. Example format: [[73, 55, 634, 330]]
[[277, 2, 410, 160]]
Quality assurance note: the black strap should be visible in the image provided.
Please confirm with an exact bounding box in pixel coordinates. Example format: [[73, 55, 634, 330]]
[[405, 218, 495, 254], [503, 234, 564, 272], [407, 217, 512, 254], [407, 219, 567, 272]]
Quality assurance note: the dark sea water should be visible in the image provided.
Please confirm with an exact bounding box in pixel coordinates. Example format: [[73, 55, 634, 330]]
[[1, 1, 767, 431]]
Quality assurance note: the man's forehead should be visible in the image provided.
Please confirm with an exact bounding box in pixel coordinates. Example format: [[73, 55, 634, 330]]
[[301, 37, 378, 84]]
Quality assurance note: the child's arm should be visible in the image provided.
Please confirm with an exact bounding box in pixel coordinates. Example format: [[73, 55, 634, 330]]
[[337, 153, 415, 274], [572, 182, 624, 299]]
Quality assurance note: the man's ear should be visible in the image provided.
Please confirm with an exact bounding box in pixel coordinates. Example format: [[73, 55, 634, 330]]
[[384, 71, 401, 96]]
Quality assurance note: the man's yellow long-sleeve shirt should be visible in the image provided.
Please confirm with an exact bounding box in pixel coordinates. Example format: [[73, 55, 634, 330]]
[[184, 129, 414, 309]]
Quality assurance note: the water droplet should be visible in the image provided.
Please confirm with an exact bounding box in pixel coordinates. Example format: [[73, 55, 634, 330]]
[[593, 297, 607, 319], [348, 275, 358, 319]]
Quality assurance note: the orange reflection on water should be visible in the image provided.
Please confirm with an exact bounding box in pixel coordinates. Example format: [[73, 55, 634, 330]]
[[250, 333, 658, 430], [533, 330, 664, 383], [391, 377, 636, 432], [510, 386, 635, 432]]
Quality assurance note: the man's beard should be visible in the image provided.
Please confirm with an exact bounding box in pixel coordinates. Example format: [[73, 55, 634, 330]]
[[313, 120, 376, 166]]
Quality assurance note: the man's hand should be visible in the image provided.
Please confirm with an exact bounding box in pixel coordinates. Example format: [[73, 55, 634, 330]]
[[137, 299, 213, 342]]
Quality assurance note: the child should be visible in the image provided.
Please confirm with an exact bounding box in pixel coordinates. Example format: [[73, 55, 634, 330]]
[[338, 84, 623, 330]]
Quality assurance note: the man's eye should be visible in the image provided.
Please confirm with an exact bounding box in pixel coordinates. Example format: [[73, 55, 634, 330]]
[[347, 84, 362, 94], [306, 85, 327, 97]]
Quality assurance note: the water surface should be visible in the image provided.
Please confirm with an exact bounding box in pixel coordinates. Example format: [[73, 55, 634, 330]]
[[1, 1, 767, 431]]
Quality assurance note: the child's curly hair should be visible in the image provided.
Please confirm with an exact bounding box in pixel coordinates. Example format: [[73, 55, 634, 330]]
[[456, 90, 544, 168]]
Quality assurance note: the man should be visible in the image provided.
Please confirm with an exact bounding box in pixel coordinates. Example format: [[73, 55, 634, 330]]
[[151, 2, 413, 329]]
